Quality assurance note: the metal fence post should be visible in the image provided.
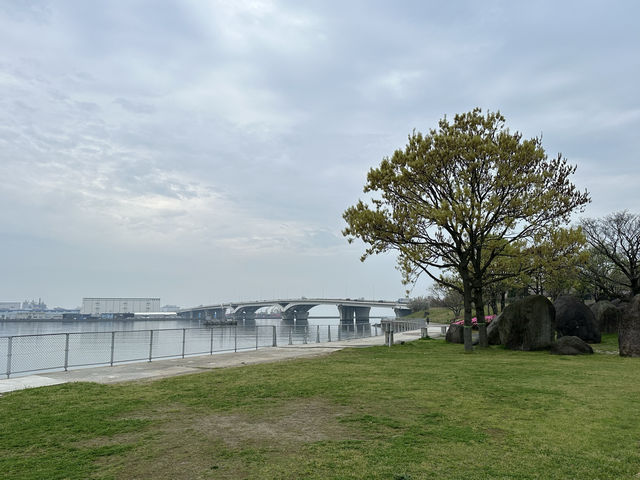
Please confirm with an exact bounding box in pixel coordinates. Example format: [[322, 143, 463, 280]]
[[303, 325, 308, 344], [255, 326, 259, 350], [64, 333, 70, 371], [234, 324, 237, 352], [6, 337, 12, 378], [110, 331, 115, 366], [148, 330, 154, 362], [210, 327, 214, 355], [181, 328, 186, 358], [288, 328, 292, 345], [338, 326, 341, 341], [316, 325, 320, 343], [328, 325, 331, 342], [272, 325, 277, 347]]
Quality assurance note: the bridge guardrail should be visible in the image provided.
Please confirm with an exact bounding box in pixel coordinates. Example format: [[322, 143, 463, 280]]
[[1, 321, 425, 379]]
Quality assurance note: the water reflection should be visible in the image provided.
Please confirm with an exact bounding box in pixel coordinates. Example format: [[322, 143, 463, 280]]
[[0, 317, 391, 378]]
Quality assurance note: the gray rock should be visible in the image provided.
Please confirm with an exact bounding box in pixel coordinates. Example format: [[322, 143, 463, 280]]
[[487, 314, 502, 345], [498, 295, 556, 351], [554, 295, 601, 343], [619, 295, 640, 357], [550, 336, 594, 355], [445, 323, 464, 343], [590, 300, 621, 334]]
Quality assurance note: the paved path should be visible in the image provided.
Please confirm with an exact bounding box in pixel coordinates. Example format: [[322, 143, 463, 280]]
[[0, 326, 446, 394]]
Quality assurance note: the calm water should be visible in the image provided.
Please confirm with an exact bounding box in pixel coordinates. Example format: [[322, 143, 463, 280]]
[[0, 316, 384, 336], [0, 317, 390, 378]]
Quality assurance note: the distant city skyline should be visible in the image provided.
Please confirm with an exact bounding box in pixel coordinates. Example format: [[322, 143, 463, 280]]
[[1, 1, 639, 309]]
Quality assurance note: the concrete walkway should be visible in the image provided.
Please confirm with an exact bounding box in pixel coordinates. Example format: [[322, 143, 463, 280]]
[[0, 326, 446, 394]]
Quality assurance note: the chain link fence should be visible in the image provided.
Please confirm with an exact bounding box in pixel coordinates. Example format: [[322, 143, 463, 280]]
[[2, 320, 424, 378]]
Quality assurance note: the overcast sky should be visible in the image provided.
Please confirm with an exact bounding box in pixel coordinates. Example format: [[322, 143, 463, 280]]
[[1, 1, 638, 309]]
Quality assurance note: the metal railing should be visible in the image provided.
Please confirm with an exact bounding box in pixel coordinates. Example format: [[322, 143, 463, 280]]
[[1, 320, 424, 378]]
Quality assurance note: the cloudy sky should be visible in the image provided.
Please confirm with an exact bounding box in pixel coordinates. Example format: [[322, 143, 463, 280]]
[[1, 1, 638, 309]]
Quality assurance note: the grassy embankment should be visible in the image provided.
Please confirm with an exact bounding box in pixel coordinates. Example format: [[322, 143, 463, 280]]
[[409, 306, 502, 323], [1, 334, 638, 479], [406, 306, 456, 323]]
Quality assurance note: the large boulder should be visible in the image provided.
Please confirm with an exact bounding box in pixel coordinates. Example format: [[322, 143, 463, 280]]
[[487, 314, 502, 345], [550, 336, 594, 355], [619, 295, 640, 357], [590, 300, 621, 334], [554, 295, 601, 343], [498, 295, 555, 351], [445, 323, 464, 343]]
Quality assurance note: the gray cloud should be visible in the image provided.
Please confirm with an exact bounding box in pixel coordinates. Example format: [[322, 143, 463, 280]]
[[113, 98, 156, 114], [1, 0, 638, 307]]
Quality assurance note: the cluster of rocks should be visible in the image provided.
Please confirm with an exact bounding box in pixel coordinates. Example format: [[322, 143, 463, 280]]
[[445, 293, 640, 357]]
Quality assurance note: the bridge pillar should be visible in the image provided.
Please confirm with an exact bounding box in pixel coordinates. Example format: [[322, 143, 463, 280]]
[[394, 307, 412, 318], [355, 306, 371, 323], [281, 310, 294, 322], [233, 307, 258, 322], [338, 306, 370, 324], [206, 308, 227, 321], [338, 305, 355, 325], [281, 308, 310, 322]]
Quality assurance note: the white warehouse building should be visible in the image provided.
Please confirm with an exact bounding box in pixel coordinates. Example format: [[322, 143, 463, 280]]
[[81, 297, 161, 315]]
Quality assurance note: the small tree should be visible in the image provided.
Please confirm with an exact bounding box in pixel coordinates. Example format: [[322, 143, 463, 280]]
[[430, 281, 464, 318], [580, 211, 640, 298], [343, 109, 590, 351], [408, 296, 430, 313]]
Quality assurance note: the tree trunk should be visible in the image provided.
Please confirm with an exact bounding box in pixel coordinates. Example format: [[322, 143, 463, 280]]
[[473, 284, 488, 348], [500, 291, 506, 312], [462, 276, 474, 352], [490, 296, 498, 315]]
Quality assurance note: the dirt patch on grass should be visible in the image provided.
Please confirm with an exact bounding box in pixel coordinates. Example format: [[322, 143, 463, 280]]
[[92, 398, 357, 479], [194, 398, 355, 448], [484, 427, 508, 440]]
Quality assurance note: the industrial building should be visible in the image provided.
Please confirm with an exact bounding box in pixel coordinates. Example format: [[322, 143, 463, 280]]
[[81, 297, 161, 315], [0, 301, 21, 311]]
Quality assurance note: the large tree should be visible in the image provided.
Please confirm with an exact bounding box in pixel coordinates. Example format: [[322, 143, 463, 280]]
[[343, 109, 590, 351], [580, 211, 640, 298]]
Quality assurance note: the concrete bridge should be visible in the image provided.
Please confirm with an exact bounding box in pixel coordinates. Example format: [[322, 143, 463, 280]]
[[178, 298, 412, 324]]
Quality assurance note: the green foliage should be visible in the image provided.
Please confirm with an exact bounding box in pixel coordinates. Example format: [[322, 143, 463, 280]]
[[343, 108, 590, 349], [511, 226, 588, 298]]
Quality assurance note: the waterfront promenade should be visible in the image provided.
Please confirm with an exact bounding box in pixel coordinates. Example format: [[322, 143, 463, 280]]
[[0, 325, 445, 394]]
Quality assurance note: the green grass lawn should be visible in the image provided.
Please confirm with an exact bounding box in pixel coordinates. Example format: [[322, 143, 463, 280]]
[[412, 306, 502, 324], [407, 306, 456, 323], [1, 334, 639, 479]]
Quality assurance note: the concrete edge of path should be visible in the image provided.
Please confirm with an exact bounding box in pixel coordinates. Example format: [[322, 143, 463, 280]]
[[0, 327, 446, 394]]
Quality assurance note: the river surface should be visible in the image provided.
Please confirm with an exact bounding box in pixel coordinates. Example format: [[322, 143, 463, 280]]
[[0, 316, 398, 378], [0, 316, 384, 337]]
